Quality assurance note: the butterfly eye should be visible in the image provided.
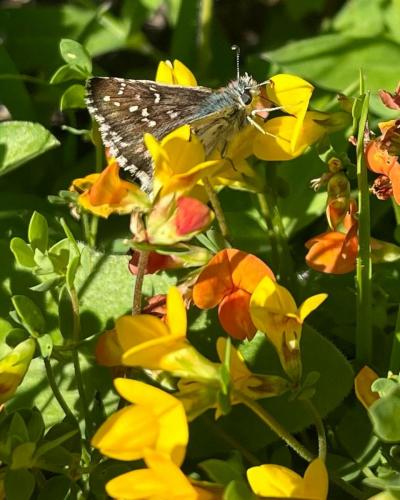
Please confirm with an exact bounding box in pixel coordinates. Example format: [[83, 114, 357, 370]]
[[241, 90, 252, 105]]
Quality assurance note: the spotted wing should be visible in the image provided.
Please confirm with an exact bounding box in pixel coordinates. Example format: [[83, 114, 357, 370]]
[[86, 77, 220, 191]]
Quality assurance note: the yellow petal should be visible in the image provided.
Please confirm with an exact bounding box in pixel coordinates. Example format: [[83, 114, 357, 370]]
[[106, 450, 197, 500], [114, 379, 189, 466], [91, 405, 159, 461], [254, 114, 326, 161], [166, 287, 187, 338], [268, 74, 314, 117], [298, 293, 328, 322], [247, 464, 302, 496], [216, 337, 251, 381], [250, 276, 297, 322], [302, 458, 329, 500], [116, 314, 170, 352], [155, 60, 197, 87]]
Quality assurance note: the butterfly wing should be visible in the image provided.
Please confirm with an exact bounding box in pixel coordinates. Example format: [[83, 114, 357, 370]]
[[86, 77, 235, 190]]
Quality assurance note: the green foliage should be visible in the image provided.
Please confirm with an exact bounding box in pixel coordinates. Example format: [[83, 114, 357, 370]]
[[1, 0, 400, 498]]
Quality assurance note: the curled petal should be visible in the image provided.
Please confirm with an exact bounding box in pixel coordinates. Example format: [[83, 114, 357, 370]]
[[298, 294, 328, 322], [218, 289, 256, 340]]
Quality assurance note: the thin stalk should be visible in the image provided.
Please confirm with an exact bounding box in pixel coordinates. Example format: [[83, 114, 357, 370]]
[[389, 306, 400, 372], [198, 0, 213, 76], [81, 212, 91, 245], [132, 250, 149, 315], [256, 192, 280, 271], [237, 393, 314, 462], [303, 399, 327, 461], [70, 287, 93, 436], [329, 472, 365, 499], [355, 91, 372, 366], [44, 357, 77, 423], [203, 177, 230, 240]]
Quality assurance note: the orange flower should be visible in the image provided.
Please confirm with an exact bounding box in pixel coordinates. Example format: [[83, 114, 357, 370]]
[[366, 122, 400, 204], [192, 249, 275, 340], [305, 225, 358, 275], [71, 159, 149, 217]]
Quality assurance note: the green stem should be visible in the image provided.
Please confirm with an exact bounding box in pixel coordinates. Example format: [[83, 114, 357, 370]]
[[238, 393, 314, 462], [81, 213, 91, 245], [303, 399, 327, 461], [70, 287, 93, 436], [203, 177, 230, 240], [329, 472, 365, 499], [198, 0, 213, 76], [392, 198, 400, 225], [389, 306, 400, 372], [44, 357, 77, 423], [132, 250, 149, 315], [355, 91, 372, 367], [256, 192, 280, 272]]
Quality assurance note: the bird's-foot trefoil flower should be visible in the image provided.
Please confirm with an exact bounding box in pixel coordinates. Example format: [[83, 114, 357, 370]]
[[247, 458, 328, 499], [250, 276, 327, 382], [91, 378, 188, 466], [193, 249, 275, 340], [0, 338, 35, 404], [176, 337, 289, 420], [98, 287, 220, 381]]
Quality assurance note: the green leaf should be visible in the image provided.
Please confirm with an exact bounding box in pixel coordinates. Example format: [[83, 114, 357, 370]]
[[59, 39, 92, 74], [26, 409, 45, 443], [4, 469, 35, 500], [10, 442, 36, 469], [37, 476, 72, 500], [10, 237, 35, 268], [0, 122, 60, 176], [28, 212, 48, 254], [34, 429, 78, 461], [66, 255, 80, 292], [9, 412, 30, 443], [58, 286, 74, 340], [60, 84, 86, 111], [11, 295, 45, 336], [50, 64, 88, 84], [370, 386, 400, 442], [37, 334, 53, 359], [223, 480, 256, 500], [199, 458, 243, 485]]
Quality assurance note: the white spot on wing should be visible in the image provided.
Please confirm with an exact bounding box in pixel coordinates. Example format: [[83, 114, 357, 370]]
[[103, 95, 111, 102], [148, 120, 157, 127], [129, 105, 138, 112], [114, 102, 121, 107], [154, 93, 161, 103], [141, 108, 149, 117]]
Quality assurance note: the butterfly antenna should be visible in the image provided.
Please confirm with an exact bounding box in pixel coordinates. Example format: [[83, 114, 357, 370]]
[[231, 45, 240, 81]]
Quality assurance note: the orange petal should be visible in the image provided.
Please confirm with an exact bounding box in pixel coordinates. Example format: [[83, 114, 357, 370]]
[[218, 289, 256, 340], [305, 230, 357, 274], [389, 166, 400, 204], [175, 197, 212, 236], [354, 366, 380, 410], [365, 140, 399, 176], [95, 329, 123, 367], [230, 250, 275, 293]]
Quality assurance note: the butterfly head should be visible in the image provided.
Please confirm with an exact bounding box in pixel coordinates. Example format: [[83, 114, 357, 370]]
[[229, 72, 261, 107]]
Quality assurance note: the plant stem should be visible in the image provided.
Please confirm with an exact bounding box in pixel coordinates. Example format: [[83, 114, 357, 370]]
[[70, 286, 93, 436], [257, 192, 280, 272], [44, 357, 77, 424], [237, 393, 314, 462], [203, 177, 230, 240], [303, 399, 327, 461], [389, 306, 400, 372], [355, 91, 372, 367], [132, 250, 149, 315], [198, 0, 213, 76]]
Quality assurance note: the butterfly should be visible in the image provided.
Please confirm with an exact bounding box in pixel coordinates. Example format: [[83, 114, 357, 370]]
[[85, 72, 267, 193]]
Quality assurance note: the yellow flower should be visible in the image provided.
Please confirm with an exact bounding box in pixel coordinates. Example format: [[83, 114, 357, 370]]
[[91, 378, 188, 466], [156, 59, 197, 86], [0, 338, 35, 404], [71, 158, 149, 218], [144, 125, 226, 198], [106, 449, 223, 500], [176, 337, 289, 420], [250, 276, 327, 382], [247, 458, 328, 499], [118, 287, 220, 381]]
